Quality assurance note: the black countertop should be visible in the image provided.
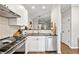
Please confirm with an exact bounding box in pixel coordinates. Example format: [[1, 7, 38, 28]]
[[0, 37, 16, 49], [0, 36, 26, 53], [25, 33, 57, 36], [0, 33, 57, 54]]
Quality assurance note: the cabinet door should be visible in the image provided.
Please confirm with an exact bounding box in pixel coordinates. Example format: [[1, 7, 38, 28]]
[[7, 4, 28, 26], [16, 44, 25, 52], [7, 4, 22, 15], [26, 36, 46, 52], [27, 36, 39, 52], [25, 37, 29, 53], [38, 36, 45, 52]]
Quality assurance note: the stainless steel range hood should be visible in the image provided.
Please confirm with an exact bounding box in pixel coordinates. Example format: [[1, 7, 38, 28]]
[[0, 5, 20, 18]]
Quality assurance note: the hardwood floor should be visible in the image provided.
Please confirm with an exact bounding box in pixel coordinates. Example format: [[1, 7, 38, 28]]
[[13, 43, 79, 54], [61, 42, 79, 54], [28, 51, 57, 54]]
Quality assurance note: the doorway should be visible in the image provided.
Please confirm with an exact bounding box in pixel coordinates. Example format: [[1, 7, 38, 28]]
[[61, 4, 71, 54]]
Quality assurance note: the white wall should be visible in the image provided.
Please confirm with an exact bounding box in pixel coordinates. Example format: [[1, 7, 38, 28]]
[[0, 16, 19, 39], [61, 5, 79, 49], [71, 6, 79, 48], [61, 7, 71, 47], [51, 5, 61, 53]]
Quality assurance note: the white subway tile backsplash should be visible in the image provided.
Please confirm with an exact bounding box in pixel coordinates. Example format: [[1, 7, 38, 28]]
[[0, 16, 19, 39]]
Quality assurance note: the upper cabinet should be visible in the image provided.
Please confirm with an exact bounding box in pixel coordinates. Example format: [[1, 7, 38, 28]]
[[6, 4, 25, 17], [0, 4, 20, 18], [0, 4, 28, 26], [6, 4, 28, 26]]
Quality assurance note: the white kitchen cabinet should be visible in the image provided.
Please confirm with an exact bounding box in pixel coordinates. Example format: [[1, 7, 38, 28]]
[[38, 36, 45, 52], [46, 36, 57, 51], [15, 44, 25, 52], [0, 4, 20, 18], [27, 36, 39, 52], [26, 36, 57, 53], [6, 4, 23, 16], [26, 36, 45, 52], [25, 37, 31, 53], [7, 4, 28, 26]]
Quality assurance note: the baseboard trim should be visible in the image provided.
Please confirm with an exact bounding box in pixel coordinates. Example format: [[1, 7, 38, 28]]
[[62, 42, 70, 47], [62, 42, 79, 49], [61, 41, 71, 48], [70, 47, 79, 49]]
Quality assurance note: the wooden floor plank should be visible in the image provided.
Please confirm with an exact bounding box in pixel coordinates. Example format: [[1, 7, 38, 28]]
[[28, 51, 57, 54], [13, 42, 79, 54], [61, 42, 79, 54]]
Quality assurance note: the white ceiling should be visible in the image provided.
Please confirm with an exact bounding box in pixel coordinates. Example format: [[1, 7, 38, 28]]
[[22, 4, 71, 20], [22, 4, 57, 19], [61, 4, 71, 13]]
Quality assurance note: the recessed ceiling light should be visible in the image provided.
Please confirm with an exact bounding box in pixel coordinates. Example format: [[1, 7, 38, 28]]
[[42, 6, 46, 9], [32, 6, 35, 9]]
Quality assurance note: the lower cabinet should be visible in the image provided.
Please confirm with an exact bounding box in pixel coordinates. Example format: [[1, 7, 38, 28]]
[[15, 44, 25, 52], [27, 36, 45, 52], [38, 36, 45, 52], [27, 36, 39, 52], [26, 36, 57, 52]]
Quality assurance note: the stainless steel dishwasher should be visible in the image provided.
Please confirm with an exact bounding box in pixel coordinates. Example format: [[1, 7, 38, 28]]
[[45, 36, 57, 51]]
